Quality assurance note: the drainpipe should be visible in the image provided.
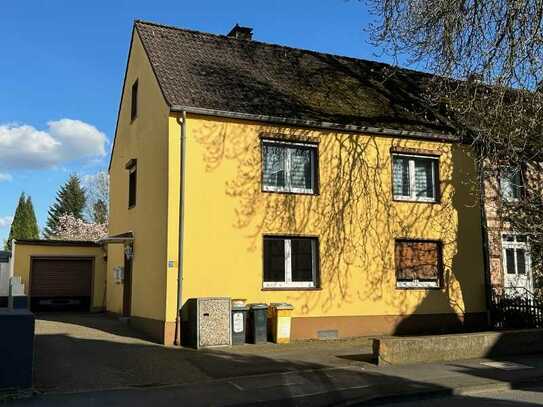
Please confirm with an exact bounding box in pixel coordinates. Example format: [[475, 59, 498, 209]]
[[477, 160, 493, 326], [174, 111, 187, 345]]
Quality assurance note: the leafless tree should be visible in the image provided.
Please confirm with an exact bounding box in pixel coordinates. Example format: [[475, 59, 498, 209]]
[[367, 0, 543, 283], [83, 171, 109, 224]]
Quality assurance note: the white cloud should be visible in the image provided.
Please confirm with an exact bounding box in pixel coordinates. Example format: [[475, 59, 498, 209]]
[[0, 119, 107, 170], [0, 216, 12, 229], [0, 173, 12, 182]]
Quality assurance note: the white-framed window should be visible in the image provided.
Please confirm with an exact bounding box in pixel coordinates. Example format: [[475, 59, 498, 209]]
[[502, 234, 530, 276], [263, 236, 318, 289], [500, 167, 523, 201], [262, 139, 317, 194], [395, 239, 442, 288], [392, 154, 439, 202]]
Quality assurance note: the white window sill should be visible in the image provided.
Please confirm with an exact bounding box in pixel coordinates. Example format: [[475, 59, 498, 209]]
[[263, 282, 316, 289], [263, 186, 315, 194], [394, 195, 437, 203], [396, 280, 439, 288]]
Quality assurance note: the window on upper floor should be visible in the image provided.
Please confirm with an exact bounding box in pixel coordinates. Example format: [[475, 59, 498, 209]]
[[392, 154, 439, 203], [500, 167, 523, 202], [131, 79, 138, 122], [262, 139, 318, 194], [126, 160, 137, 208], [395, 239, 442, 288], [263, 236, 319, 289]]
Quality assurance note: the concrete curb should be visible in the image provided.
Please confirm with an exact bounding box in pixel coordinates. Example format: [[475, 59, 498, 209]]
[[31, 365, 355, 396], [338, 375, 543, 406], [15, 364, 543, 406]]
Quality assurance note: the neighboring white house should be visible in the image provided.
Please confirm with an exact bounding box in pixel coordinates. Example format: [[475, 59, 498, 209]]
[[0, 250, 24, 297]]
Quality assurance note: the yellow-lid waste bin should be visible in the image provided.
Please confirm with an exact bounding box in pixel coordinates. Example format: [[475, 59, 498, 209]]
[[269, 303, 294, 344]]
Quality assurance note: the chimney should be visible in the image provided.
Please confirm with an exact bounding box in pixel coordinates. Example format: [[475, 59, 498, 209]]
[[227, 24, 253, 40]]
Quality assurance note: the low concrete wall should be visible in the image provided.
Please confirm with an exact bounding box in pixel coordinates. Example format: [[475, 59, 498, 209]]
[[373, 329, 543, 365], [0, 309, 34, 389]]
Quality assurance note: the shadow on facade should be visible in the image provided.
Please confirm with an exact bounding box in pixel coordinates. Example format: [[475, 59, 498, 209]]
[[189, 112, 487, 335]]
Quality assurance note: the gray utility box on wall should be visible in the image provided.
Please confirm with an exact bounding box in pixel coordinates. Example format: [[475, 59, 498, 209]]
[[183, 297, 232, 349]]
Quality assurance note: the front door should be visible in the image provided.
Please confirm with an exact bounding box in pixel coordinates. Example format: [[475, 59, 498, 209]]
[[122, 253, 132, 317], [502, 234, 533, 296]]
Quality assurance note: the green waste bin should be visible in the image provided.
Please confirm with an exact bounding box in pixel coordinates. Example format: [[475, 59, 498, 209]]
[[231, 304, 249, 345], [248, 303, 268, 344]]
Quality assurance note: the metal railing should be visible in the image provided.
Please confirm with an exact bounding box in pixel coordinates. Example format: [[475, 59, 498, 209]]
[[491, 289, 543, 329]]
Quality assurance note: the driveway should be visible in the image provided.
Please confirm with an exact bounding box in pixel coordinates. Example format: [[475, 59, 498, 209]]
[[34, 313, 374, 393]]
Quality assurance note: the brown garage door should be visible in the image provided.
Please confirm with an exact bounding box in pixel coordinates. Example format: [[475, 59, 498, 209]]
[[30, 258, 92, 311]]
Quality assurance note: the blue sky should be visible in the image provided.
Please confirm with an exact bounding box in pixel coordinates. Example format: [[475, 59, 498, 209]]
[[0, 0, 401, 243]]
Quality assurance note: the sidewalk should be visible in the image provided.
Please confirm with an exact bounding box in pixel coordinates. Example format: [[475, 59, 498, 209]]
[[22, 315, 543, 406], [12, 353, 543, 406]]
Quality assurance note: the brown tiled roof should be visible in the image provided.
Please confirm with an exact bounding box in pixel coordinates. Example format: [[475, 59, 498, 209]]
[[135, 20, 455, 136]]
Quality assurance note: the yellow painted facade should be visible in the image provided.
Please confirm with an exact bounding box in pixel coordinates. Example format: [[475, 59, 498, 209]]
[[13, 243, 106, 310], [168, 114, 486, 322], [105, 243, 124, 314], [107, 29, 172, 325], [106, 29, 488, 343]]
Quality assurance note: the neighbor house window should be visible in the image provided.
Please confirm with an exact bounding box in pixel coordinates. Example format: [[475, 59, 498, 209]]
[[392, 154, 438, 202], [262, 140, 317, 194], [395, 239, 442, 288], [500, 167, 522, 201], [131, 79, 138, 121], [263, 236, 318, 288], [126, 160, 137, 208], [502, 234, 530, 276]]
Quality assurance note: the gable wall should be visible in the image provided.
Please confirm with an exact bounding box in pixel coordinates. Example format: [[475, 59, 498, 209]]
[[107, 29, 171, 338]]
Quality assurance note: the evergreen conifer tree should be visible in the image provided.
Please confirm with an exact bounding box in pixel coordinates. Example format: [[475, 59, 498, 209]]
[[25, 196, 40, 239], [44, 175, 87, 238], [5, 193, 40, 250]]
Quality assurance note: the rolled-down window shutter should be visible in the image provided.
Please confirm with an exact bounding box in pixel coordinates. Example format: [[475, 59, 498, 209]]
[[395, 241, 440, 281]]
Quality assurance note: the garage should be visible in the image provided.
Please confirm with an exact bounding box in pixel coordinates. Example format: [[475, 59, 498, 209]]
[[30, 257, 93, 311]]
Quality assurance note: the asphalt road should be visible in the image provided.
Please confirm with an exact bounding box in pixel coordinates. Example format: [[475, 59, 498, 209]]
[[25, 313, 543, 407], [376, 384, 543, 406]]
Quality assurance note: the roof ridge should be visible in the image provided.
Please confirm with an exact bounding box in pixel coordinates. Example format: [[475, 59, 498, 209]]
[[134, 19, 428, 78]]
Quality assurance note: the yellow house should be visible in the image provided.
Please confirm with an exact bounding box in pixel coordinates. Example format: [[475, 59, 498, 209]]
[[106, 20, 488, 345]]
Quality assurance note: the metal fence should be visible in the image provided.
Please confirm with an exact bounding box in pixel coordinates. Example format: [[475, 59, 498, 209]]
[[491, 293, 543, 329]]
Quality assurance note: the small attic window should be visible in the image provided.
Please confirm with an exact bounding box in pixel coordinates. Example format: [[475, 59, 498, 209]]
[[127, 159, 137, 208], [131, 79, 138, 121]]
